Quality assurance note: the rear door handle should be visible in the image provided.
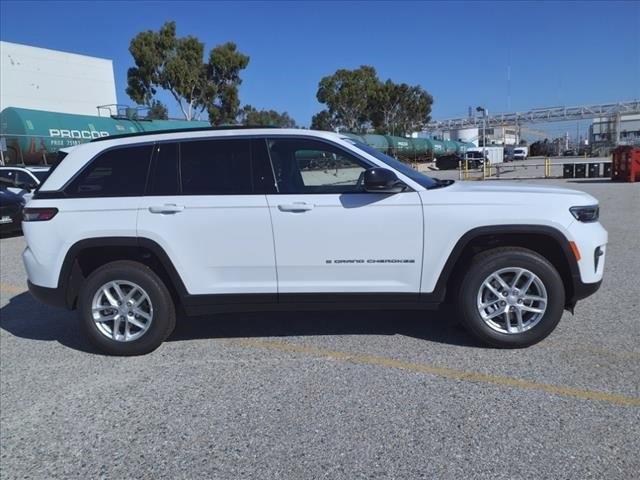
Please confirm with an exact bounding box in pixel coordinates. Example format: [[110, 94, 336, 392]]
[[148, 204, 184, 214], [278, 203, 314, 212]]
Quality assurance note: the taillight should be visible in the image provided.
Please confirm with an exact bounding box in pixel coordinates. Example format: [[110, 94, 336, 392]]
[[22, 207, 58, 222]]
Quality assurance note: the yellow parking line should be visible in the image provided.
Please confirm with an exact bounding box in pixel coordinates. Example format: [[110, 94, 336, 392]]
[[235, 339, 640, 407], [0, 282, 26, 295]]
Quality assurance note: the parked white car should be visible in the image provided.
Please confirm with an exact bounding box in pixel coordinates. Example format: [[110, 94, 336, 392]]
[[23, 128, 607, 355], [0, 166, 51, 201]]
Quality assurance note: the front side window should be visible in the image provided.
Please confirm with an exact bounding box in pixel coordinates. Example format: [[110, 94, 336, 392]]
[[347, 140, 440, 189], [15, 171, 37, 189], [267, 138, 369, 194], [65, 145, 153, 197], [180, 139, 253, 195]]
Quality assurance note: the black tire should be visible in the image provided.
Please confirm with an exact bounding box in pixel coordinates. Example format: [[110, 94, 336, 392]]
[[457, 247, 565, 348], [78, 260, 176, 356]]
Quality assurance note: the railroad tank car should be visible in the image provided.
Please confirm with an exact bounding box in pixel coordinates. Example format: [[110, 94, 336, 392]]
[[0, 107, 209, 164], [0, 106, 477, 166], [337, 131, 474, 162]]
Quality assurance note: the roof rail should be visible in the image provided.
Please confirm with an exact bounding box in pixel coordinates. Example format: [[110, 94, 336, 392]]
[[89, 125, 281, 143]]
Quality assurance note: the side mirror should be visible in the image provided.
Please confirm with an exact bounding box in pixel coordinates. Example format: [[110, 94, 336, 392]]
[[363, 168, 405, 193]]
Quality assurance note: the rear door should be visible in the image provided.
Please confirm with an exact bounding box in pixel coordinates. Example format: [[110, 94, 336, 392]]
[[136, 137, 278, 298], [40, 145, 153, 282], [264, 137, 423, 297]]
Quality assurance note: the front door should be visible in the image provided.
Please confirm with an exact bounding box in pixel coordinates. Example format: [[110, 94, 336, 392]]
[[264, 137, 423, 297]]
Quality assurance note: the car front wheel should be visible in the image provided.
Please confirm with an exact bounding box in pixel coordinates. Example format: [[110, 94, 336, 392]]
[[458, 247, 565, 348]]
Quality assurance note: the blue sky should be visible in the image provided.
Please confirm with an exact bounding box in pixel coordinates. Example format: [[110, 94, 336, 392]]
[[1, 0, 639, 129]]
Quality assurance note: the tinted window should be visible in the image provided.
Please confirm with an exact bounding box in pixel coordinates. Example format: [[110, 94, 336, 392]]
[[180, 139, 252, 195], [267, 138, 369, 194], [0, 170, 16, 187], [251, 139, 277, 194], [31, 171, 50, 183], [66, 145, 152, 197], [15, 171, 37, 188], [149, 143, 179, 195], [347, 141, 439, 189]]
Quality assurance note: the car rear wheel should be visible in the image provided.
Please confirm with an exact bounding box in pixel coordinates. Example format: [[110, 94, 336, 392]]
[[79, 260, 176, 355], [458, 247, 565, 348]]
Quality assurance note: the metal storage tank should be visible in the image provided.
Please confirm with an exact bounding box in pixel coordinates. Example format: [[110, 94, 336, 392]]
[[361, 134, 390, 152], [455, 141, 475, 155], [442, 140, 458, 155], [133, 118, 210, 132], [385, 135, 414, 155], [0, 107, 209, 164], [411, 137, 435, 160]]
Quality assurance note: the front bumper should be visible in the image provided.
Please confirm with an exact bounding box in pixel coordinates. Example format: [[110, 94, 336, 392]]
[[567, 277, 602, 310]]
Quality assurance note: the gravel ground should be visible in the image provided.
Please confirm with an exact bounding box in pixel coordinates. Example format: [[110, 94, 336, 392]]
[[1, 177, 639, 479]]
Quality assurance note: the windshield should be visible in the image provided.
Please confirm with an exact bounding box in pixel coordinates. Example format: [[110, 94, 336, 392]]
[[348, 140, 442, 189]]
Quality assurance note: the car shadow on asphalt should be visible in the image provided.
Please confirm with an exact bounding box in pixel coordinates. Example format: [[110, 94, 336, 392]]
[[0, 292, 478, 353], [0, 292, 100, 353], [171, 307, 478, 347]]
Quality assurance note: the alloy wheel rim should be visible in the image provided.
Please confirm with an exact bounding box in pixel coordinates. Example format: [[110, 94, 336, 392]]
[[91, 280, 153, 342], [476, 267, 548, 334]]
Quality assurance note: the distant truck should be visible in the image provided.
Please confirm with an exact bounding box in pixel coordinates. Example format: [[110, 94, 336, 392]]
[[465, 147, 504, 165], [514, 146, 528, 160]]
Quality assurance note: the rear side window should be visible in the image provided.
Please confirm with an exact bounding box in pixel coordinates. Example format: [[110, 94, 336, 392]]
[[148, 143, 179, 196], [180, 139, 253, 195], [66, 145, 153, 197]]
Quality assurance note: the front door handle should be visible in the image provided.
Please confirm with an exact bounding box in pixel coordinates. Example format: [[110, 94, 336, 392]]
[[278, 202, 314, 212], [148, 204, 185, 214]]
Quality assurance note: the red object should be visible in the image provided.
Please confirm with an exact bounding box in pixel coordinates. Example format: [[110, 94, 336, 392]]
[[611, 146, 640, 182]]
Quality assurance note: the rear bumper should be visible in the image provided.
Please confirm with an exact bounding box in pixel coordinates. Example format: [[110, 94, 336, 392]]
[[0, 212, 21, 233], [27, 280, 68, 310]]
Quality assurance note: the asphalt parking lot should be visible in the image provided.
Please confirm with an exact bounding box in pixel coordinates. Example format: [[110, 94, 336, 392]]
[[1, 177, 639, 479]]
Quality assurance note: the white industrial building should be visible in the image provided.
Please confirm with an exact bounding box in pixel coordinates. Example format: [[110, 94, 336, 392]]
[[443, 126, 519, 147], [589, 113, 640, 146], [0, 41, 117, 115]]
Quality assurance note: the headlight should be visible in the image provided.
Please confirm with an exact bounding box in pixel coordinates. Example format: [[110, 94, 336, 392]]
[[570, 205, 599, 223]]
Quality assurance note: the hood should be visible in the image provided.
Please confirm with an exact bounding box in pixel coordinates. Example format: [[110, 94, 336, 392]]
[[451, 181, 590, 196], [0, 188, 25, 206], [428, 181, 598, 207]]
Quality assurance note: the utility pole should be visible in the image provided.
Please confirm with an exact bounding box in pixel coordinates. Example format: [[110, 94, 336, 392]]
[[476, 106, 487, 163]]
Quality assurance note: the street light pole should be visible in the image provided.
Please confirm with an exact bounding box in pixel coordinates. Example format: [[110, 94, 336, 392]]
[[477, 106, 487, 166]]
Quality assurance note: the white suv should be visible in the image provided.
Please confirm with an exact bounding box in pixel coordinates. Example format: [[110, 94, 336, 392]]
[[23, 128, 607, 355]]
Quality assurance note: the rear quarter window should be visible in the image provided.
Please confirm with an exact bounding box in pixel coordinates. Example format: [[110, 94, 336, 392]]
[[65, 145, 153, 197]]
